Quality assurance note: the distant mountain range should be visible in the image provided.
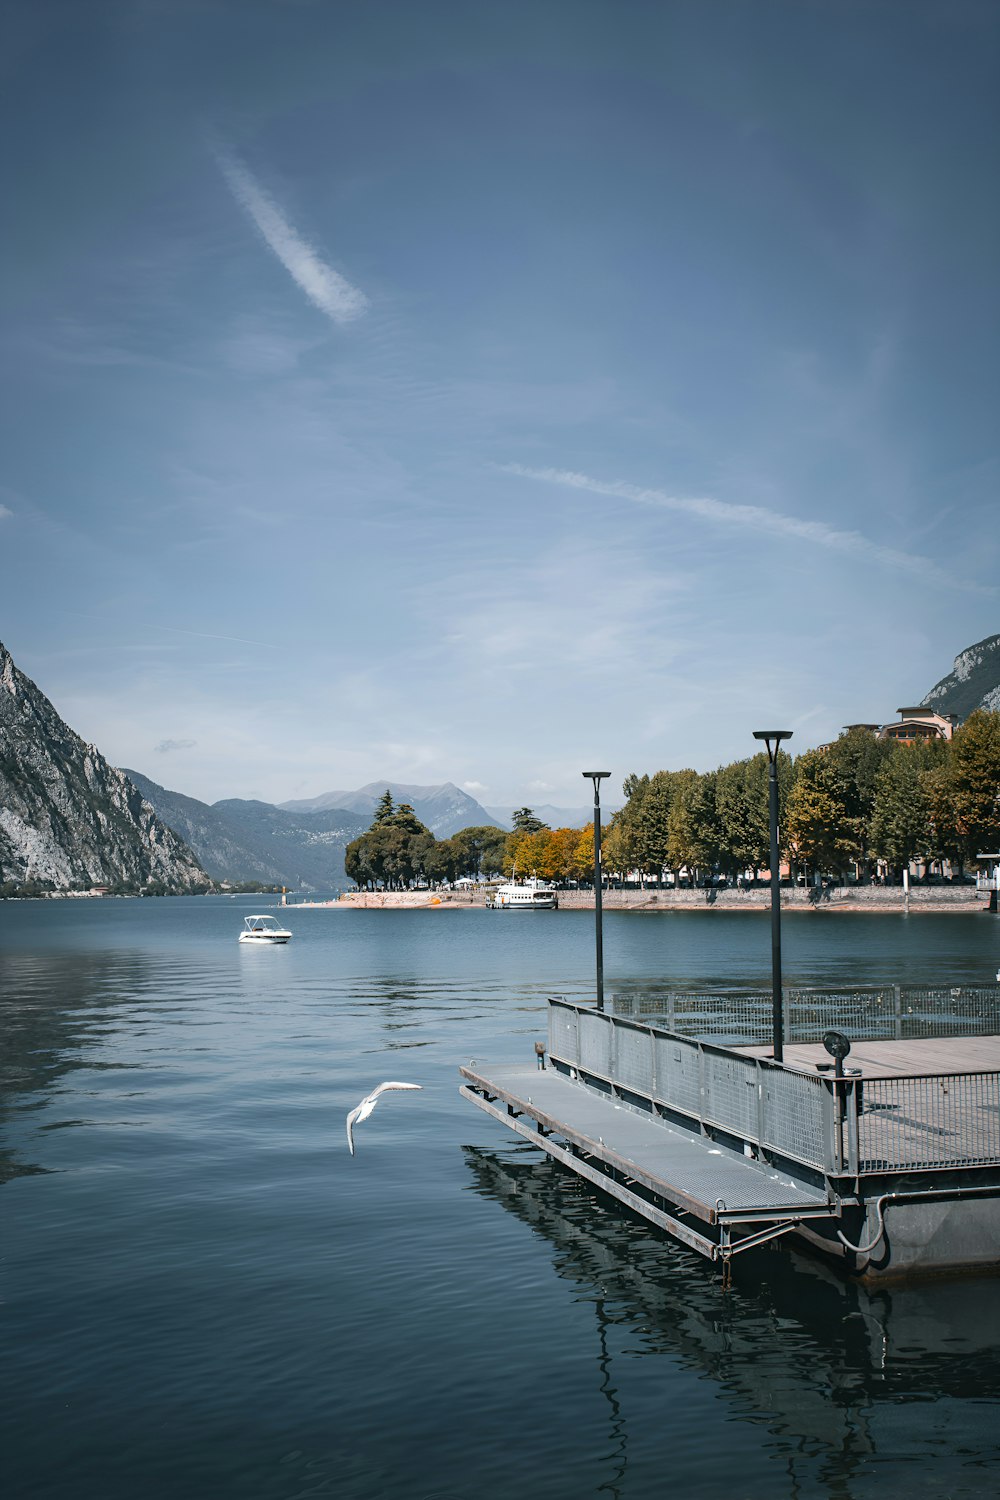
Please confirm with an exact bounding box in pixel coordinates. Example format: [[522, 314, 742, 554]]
[[0, 642, 206, 893], [280, 780, 503, 837], [279, 781, 621, 833], [126, 772, 369, 891], [921, 634, 1000, 720]]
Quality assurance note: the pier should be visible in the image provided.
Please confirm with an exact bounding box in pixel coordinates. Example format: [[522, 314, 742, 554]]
[[461, 988, 1000, 1280]]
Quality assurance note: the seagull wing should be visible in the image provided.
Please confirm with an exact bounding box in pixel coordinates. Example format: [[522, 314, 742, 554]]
[[346, 1082, 422, 1156]]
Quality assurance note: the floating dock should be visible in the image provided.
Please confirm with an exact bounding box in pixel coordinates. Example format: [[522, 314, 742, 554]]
[[461, 991, 1000, 1280]]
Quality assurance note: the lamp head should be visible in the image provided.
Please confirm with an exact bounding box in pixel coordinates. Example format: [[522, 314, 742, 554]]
[[822, 1029, 851, 1062], [753, 729, 792, 763], [582, 771, 611, 780]]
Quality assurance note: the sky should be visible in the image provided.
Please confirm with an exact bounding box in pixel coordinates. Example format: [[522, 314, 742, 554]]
[[1, 0, 998, 811]]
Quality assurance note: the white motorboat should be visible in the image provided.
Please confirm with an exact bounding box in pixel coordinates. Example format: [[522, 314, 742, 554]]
[[486, 877, 559, 910], [238, 914, 293, 944]]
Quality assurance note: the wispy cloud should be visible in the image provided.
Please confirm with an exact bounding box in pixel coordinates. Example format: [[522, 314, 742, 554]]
[[505, 465, 997, 596], [213, 144, 368, 325], [0, 504, 12, 520], [155, 738, 197, 754]]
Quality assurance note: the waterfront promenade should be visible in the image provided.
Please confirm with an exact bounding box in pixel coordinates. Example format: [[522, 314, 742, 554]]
[[337, 885, 989, 913]]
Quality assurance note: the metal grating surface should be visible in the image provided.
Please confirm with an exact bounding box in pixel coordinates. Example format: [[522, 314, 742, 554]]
[[461, 1061, 830, 1216]]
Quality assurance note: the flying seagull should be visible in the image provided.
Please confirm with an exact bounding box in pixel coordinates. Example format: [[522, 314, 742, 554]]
[[346, 1081, 422, 1155]]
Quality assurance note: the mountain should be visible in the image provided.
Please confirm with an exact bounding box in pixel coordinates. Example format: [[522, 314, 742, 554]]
[[126, 771, 369, 890], [0, 642, 207, 893], [279, 780, 501, 838], [922, 634, 1000, 720], [485, 802, 623, 831]]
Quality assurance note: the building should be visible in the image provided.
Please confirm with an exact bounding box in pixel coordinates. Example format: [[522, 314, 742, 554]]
[[877, 707, 958, 743]]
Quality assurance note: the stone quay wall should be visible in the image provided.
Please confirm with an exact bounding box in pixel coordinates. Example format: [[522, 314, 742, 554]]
[[338, 886, 990, 913]]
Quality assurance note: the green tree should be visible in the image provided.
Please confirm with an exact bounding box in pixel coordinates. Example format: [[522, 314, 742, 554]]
[[869, 744, 933, 872], [449, 825, 507, 879], [785, 748, 858, 877], [947, 710, 1000, 865], [344, 801, 435, 888], [666, 769, 710, 880], [824, 728, 897, 876], [715, 753, 792, 876], [372, 789, 395, 824], [511, 807, 548, 834]]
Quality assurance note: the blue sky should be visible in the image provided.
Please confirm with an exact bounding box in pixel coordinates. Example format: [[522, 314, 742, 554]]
[[2, 0, 997, 809]]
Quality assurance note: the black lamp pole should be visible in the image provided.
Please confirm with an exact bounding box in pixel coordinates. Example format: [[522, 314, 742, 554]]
[[584, 772, 611, 1010], [753, 731, 792, 1062]]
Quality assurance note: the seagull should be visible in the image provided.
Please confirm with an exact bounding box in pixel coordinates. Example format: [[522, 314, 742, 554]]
[[346, 1081, 422, 1155]]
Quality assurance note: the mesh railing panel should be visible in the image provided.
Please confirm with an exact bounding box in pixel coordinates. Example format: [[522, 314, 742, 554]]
[[859, 1072, 1000, 1170], [577, 1008, 612, 1079], [761, 1068, 828, 1167], [701, 1050, 759, 1139], [653, 1033, 702, 1117], [612, 986, 1000, 1044], [614, 1023, 654, 1096]]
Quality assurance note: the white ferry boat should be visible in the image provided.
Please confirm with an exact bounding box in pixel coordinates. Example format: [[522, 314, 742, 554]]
[[486, 878, 559, 910], [238, 914, 293, 944]]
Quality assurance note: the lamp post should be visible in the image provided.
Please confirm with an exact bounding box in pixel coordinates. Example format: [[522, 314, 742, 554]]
[[752, 730, 792, 1061], [583, 772, 611, 1010]]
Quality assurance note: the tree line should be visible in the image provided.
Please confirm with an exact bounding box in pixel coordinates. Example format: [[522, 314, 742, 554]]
[[343, 712, 1000, 890], [604, 710, 1000, 885], [344, 796, 598, 889]]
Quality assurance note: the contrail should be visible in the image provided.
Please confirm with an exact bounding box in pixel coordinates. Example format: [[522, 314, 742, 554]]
[[504, 465, 995, 596], [214, 144, 368, 325]]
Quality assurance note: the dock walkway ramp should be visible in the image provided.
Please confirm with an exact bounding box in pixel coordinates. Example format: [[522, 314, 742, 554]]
[[461, 1061, 836, 1262]]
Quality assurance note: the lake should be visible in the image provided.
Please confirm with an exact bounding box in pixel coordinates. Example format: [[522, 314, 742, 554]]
[[3, 898, 1000, 1499]]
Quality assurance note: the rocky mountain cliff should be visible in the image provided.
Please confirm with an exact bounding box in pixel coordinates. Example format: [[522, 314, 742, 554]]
[[0, 643, 207, 893], [279, 780, 502, 838], [922, 634, 1000, 720], [126, 771, 368, 890]]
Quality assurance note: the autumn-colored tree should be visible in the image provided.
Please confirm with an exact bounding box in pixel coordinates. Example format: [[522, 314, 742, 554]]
[[573, 823, 595, 882]]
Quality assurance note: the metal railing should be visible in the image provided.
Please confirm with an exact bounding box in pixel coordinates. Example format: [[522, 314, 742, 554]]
[[859, 1072, 1000, 1171], [610, 985, 1000, 1045], [548, 998, 1000, 1178]]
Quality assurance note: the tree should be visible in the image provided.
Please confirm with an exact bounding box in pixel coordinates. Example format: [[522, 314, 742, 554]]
[[785, 748, 858, 877], [449, 825, 507, 879], [715, 753, 792, 876], [511, 807, 548, 834], [869, 745, 933, 872], [824, 728, 897, 876], [345, 800, 435, 888], [372, 789, 395, 824], [947, 710, 1000, 865], [665, 769, 705, 879]]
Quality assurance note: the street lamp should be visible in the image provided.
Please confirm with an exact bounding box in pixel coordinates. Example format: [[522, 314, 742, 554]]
[[753, 730, 792, 1061], [583, 772, 611, 1011]]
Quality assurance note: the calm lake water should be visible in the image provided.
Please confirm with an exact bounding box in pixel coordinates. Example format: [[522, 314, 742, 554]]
[[3, 898, 1000, 1500]]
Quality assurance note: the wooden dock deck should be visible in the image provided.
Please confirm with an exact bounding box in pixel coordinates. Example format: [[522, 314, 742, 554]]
[[736, 1036, 1000, 1079]]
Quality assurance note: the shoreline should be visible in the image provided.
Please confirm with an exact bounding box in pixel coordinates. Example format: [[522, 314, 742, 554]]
[[332, 887, 993, 914]]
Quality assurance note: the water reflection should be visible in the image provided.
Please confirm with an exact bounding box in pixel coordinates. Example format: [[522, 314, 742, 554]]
[[464, 1144, 1000, 1496], [0, 948, 211, 1183]]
